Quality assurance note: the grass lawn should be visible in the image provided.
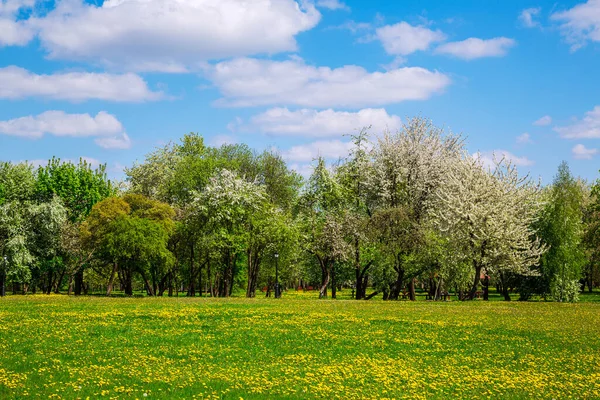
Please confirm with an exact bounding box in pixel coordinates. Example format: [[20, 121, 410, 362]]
[[1, 295, 599, 399]]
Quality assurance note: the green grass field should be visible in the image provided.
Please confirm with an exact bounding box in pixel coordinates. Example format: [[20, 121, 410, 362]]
[[1, 295, 599, 399]]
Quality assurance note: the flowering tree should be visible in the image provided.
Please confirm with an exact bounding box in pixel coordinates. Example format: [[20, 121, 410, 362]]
[[435, 155, 545, 300], [190, 169, 266, 297], [368, 117, 464, 299]]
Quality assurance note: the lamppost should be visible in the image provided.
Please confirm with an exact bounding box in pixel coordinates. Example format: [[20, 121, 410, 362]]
[[1, 256, 7, 297], [274, 252, 281, 298]]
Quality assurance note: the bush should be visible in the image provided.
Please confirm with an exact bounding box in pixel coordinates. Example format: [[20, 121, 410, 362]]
[[550, 276, 581, 303]]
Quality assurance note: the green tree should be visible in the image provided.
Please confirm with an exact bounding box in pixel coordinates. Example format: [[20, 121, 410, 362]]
[[0, 162, 36, 205], [82, 195, 175, 296], [533, 162, 587, 302], [299, 158, 350, 298]]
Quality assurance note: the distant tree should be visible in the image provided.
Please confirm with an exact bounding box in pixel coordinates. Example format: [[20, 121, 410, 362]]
[[299, 158, 350, 298], [435, 156, 545, 300], [367, 118, 464, 300], [34, 157, 114, 294], [81, 194, 175, 296], [530, 162, 586, 302], [26, 196, 68, 294], [336, 129, 378, 300], [0, 162, 36, 205], [189, 169, 266, 297], [35, 157, 114, 221]]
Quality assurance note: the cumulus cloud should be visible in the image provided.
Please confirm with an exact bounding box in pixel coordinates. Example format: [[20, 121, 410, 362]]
[[241, 108, 401, 138], [206, 58, 451, 108], [516, 132, 533, 144], [282, 140, 353, 162], [473, 150, 534, 170], [376, 22, 446, 56], [0, 111, 122, 139], [519, 7, 542, 28], [28, 0, 320, 71], [0, 19, 34, 46], [0, 0, 35, 46], [95, 133, 132, 149], [435, 37, 516, 60], [554, 106, 600, 139], [533, 115, 552, 126], [0, 111, 131, 149], [551, 0, 600, 51], [572, 143, 598, 159], [0, 66, 162, 102]]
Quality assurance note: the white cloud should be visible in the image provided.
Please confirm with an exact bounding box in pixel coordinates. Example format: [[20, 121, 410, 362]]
[[30, 0, 320, 71], [551, 0, 600, 51], [516, 132, 533, 144], [282, 140, 353, 162], [0, 111, 132, 149], [376, 22, 446, 56], [435, 37, 516, 60], [554, 106, 600, 139], [95, 133, 132, 149], [533, 115, 552, 126], [288, 162, 315, 178], [0, 66, 162, 102], [0, 19, 34, 46], [316, 0, 349, 11], [0, 0, 35, 46], [572, 143, 598, 159], [0, 111, 123, 139], [207, 58, 451, 108], [519, 7, 542, 28], [473, 150, 534, 169], [243, 108, 401, 138]]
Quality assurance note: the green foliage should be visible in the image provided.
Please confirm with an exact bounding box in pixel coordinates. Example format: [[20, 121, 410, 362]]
[[0, 162, 36, 205], [532, 162, 586, 300], [35, 157, 114, 221]]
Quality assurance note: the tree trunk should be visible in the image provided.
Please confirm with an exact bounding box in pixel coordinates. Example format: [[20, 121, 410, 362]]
[[498, 271, 511, 301], [319, 259, 330, 299], [389, 264, 404, 301], [74, 269, 84, 295], [331, 262, 336, 299], [482, 274, 490, 301], [106, 262, 118, 296], [468, 263, 482, 300], [246, 249, 260, 298], [54, 268, 66, 294], [141, 270, 155, 296], [123, 269, 133, 296], [187, 243, 196, 297], [409, 278, 416, 301]]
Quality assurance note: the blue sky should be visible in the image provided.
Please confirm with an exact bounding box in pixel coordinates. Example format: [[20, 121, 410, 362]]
[[1, 0, 600, 183]]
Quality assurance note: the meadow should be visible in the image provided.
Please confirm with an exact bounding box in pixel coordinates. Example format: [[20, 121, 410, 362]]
[[1, 294, 600, 399]]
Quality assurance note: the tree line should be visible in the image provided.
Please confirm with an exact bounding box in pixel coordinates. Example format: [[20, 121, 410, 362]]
[[1, 118, 598, 301]]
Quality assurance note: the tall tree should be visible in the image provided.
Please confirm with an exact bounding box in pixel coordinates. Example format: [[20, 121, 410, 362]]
[[299, 158, 349, 298], [190, 169, 266, 297], [81, 195, 175, 296], [368, 118, 464, 300], [534, 162, 587, 302], [435, 156, 545, 300]]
